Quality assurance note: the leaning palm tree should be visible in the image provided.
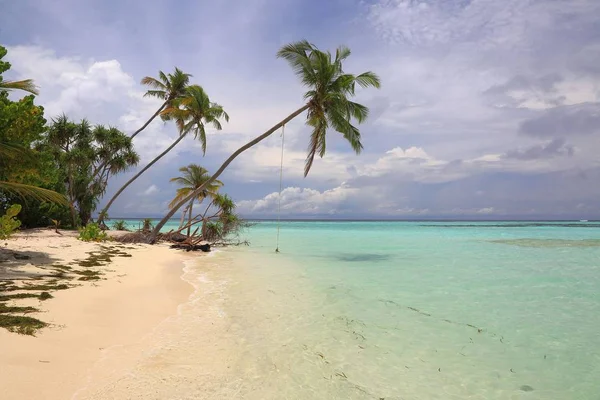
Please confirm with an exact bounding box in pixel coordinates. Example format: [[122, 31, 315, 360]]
[[147, 40, 380, 243], [130, 67, 192, 139], [97, 85, 228, 225], [170, 164, 223, 237]]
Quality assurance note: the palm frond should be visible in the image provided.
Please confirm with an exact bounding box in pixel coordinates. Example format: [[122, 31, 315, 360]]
[[141, 76, 166, 90], [0, 79, 39, 95], [355, 72, 381, 88], [335, 45, 351, 63], [0, 181, 68, 205], [196, 123, 207, 155]]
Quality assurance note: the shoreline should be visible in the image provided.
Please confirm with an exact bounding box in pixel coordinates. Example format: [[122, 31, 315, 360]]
[[0, 229, 194, 399]]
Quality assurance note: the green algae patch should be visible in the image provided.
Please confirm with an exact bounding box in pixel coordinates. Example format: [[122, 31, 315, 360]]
[[0, 314, 47, 335], [0, 303, 37, 314]]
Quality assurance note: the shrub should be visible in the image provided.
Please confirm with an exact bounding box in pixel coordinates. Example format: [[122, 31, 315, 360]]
[[112, 220, 128, 231], [78, 223, 108, 242], [0, 204, 22, 239]]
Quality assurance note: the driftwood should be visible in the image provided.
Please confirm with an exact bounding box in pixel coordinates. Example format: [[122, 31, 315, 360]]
[[114, 230, 212, 252], [169, 243, 211, 252]]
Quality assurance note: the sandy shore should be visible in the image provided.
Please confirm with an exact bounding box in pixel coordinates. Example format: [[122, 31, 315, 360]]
[[0, 229, 193, 400]]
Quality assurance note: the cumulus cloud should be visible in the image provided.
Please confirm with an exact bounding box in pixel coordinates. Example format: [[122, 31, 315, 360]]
[[238, 185, 359, 216], [5, 45, 182, 163], [4, 0, 600, 218]]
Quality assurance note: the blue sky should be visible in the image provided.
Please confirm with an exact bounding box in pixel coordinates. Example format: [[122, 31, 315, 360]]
[[2, 0, 600, 219]]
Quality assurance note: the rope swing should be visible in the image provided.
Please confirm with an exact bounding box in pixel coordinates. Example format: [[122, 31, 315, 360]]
[[275, 124, 285, 253]]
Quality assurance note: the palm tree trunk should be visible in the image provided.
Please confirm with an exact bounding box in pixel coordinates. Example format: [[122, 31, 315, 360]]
[[90, 102, 168, 184], [66, 166, 78, 228], [98, 133, 187, 224], [130, 101, 168, 140], [187, 199, 194, 238], [147, 104, 309, 243]]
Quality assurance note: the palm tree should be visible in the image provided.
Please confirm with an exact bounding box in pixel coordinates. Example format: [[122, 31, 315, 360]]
[[147, 40, 380, 243], [130, 68, 192, 139], [162, 86, 229, 155], [170, 164, 223, 237], [97, 85, 229, 224]]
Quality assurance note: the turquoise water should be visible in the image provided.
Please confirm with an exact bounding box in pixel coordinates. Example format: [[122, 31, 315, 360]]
[[113, 220, 600, 399]]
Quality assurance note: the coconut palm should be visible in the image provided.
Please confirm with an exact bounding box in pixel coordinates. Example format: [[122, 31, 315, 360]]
[[162, 85, 229, 155], [170, 164, 223, 237], [130, 68, 192, 139], [97, 85, 228, 224], [147, 40, 380, 243]]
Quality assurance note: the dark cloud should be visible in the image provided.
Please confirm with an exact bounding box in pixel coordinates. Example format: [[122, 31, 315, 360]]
[[484, 74, 563, 96], [519, 103, 600, 137], [502, 138, 574, 160], [482, 74, 566, 109]]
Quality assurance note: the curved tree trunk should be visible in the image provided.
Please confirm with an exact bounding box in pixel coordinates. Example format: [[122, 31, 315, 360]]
[[90, 102, 168, 185], [130, 101, 168, 140], [187, 199, 194, 238], [98, 133, 187, 224], [147, 104, 309, 243]]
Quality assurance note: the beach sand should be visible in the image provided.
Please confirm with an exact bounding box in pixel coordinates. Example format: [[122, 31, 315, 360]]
[[0, 229, 193, 399]]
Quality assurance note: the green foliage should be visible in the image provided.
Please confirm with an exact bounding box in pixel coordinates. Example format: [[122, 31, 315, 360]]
[[0, 46, 68, 226], [45, 115, 140, 227], [0, 204, 22, 239], [111, 220, 128, 231], [161, 85, 229, 154], [78, 223, 108, 242], [277, 41, 381, 175], [169, 164, 223, 208]]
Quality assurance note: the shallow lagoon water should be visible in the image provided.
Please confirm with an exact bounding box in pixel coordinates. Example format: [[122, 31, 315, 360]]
[[109, 220, 600, 399]]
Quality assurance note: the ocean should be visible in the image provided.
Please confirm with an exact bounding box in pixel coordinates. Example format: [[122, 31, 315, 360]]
[[102, 220, 600, 399]]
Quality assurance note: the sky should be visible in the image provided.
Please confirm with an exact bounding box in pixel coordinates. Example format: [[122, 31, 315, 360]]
[[2, 0, 600, 219]]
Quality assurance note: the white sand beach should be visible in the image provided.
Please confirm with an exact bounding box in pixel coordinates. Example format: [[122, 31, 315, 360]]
[[0, 229, 193, 399]]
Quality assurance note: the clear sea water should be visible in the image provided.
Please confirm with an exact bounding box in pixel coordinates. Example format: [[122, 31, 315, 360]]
[[103, 220, 600, 399]]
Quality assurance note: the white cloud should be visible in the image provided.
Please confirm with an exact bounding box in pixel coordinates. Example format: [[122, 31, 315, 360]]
[[142, 184, 159, 196], [5, 45, 182, 163], [238, 185, 359, 215]]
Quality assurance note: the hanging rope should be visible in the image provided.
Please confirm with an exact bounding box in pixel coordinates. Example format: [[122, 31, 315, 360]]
[[275, 124, 285, 253]]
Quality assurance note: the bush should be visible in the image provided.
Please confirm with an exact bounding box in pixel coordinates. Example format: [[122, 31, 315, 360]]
[[111, 220, 128, 231], [78, 223, 108, 242], [0, 204, 22, 239]]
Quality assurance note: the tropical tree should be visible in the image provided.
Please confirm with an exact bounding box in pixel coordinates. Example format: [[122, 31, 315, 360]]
[[170, 164, 223, 237], [97, 85, 229, 225], [167, 192, 244, 245], [45, 115, 139, 227], [147, 40, 380, 243], [0, 45, 67, 208], [162, 85, 229, 155], [130, 67, 192, 139]]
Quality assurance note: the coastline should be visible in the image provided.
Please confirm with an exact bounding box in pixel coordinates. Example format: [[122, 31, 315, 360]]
[[0, 229, 194, 400]]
